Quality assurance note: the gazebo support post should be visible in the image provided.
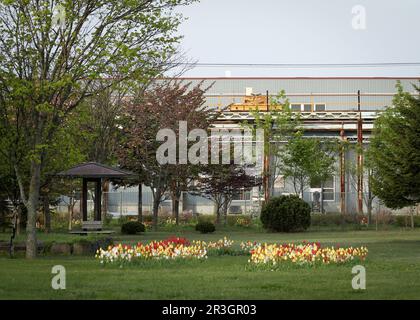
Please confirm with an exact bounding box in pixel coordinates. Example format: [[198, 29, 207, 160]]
[[94, 178, 102, 221]]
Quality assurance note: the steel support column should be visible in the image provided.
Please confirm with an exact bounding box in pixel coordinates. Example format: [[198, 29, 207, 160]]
[[357, 90, 364, 214], [340, 124, 346, 215]]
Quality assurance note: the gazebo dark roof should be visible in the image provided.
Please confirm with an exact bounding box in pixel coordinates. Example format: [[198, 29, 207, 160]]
[[56, 162, 136, 179]]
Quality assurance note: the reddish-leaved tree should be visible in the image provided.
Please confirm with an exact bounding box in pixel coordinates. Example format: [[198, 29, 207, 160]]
[[117, 80, 216, 228]]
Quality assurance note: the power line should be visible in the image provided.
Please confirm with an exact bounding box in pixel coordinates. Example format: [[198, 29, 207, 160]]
[[174, 62, 420, 69]]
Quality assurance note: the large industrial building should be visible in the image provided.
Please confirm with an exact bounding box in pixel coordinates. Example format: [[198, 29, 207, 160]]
[[104, 77, 420, 216]]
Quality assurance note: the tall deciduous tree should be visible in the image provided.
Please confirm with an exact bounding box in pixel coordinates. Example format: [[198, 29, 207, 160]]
[[0, 0, 196, 258], [368, 82, 420, 226], [345, 143, 377, 223], [0, 90, 87, 234], [244, 91, 299, 200], [117, 80, 214, 229], [280, 131, 336, 202]]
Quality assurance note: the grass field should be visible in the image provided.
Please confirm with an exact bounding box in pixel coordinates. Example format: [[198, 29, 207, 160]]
[[1, 229, 420, 299]]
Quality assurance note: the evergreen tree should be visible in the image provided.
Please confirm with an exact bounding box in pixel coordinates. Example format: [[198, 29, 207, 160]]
[[368, 82, 420, 209]]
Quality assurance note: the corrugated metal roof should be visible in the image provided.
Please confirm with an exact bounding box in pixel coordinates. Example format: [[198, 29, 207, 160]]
[[177, 77, 419, 94], [169, 77, 420, 111]]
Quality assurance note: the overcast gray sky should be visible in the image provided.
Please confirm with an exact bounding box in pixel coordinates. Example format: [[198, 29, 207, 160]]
[[174, 0, 420, 77]]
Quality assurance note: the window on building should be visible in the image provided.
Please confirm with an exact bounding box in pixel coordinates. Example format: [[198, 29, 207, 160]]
[[303, 104, 312, 112], [322, 176, 334, 200], [274, 175, 285, 189], [314, 103, 326, 111], [232, 189, 251, 200], [311, 176, 335, 201], [290, 103, 323, 112], [291, 104, 301, 111]]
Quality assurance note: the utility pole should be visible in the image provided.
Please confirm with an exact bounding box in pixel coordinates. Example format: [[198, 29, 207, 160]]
[[263, 154, 269, 202], [340, 122, 346, 215], [357, 90, 364, 214], [262, 90, 271, 202], [266, 90, 269, 112]]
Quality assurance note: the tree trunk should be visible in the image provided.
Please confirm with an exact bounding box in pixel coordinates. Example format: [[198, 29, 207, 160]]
[[367, 171, 373, 225], [137, 184, 143, 222], [171, 188, 181, 225], [223, 200, 228, 226], [16, 205, 21, 236], [102, 180, 109, 222], [26, 161, 41, 259], [152, 198, 159, 231], [9, 207, 18, 258], [172, 196, 180, 225], [299, 179, 304, 199], [68, 204, 72, 231], [367, 198, 373, 225], [43, 195, 51, 233], [263, 154, 269, 201], [215, 200, 221, 225], [410, 206, 414, 229]]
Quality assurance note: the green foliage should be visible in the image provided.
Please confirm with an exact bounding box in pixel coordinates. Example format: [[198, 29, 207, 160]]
[[243, 91, 299, 193], [309, 213, 410, 230], [310, 214, 367, 226], [121, 221, 145, 235], [195, 221, 216, 234], [394, 215, 420, 228], [103, 213, 114, 226], [142, 215, 154, 223], [281, 132, 336, 197], [0, 0, 196, 257], [368, 82, 420, 209], [117, 80, 215, 228], [195, 164, 259, 223], [249, 91, 298, 154], [196, 214, 216, 224], [260, 195, 311, 232], [226, 214, 252, 227], [310, 214, 345, 226]]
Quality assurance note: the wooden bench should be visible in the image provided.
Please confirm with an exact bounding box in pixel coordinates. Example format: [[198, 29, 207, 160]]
[[82, 220, 103, 231]]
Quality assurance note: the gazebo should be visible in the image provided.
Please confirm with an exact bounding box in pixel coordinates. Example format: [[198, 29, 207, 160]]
[[56, 162, 136, 232]]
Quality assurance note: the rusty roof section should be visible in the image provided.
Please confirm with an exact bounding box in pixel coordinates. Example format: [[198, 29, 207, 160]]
[[56, 162, 136, 178]]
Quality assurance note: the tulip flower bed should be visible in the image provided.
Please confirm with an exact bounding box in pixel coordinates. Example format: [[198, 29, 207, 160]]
[[193, 237, 235, 255], [247, 241, 368, 268], [240, 241, 262, 253], [95, 237, 207, 266], [95, 236, 239, 266], [96, 236, 368, 269]]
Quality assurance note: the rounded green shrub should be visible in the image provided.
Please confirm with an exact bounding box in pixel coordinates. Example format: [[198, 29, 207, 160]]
[[195, 221, 216, 234], [260, 195, 311, 232], [121, 221, 145, 235]]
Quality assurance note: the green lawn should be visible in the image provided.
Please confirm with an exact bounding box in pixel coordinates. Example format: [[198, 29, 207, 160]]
[[1, 229, 420, 299]]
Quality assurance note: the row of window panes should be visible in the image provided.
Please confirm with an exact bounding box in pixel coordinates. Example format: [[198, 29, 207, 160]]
[[310, 176, 335, 201], [232, 190, 251, 200], [320, 191, 334, 201], [290, 103, 326, 112]]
